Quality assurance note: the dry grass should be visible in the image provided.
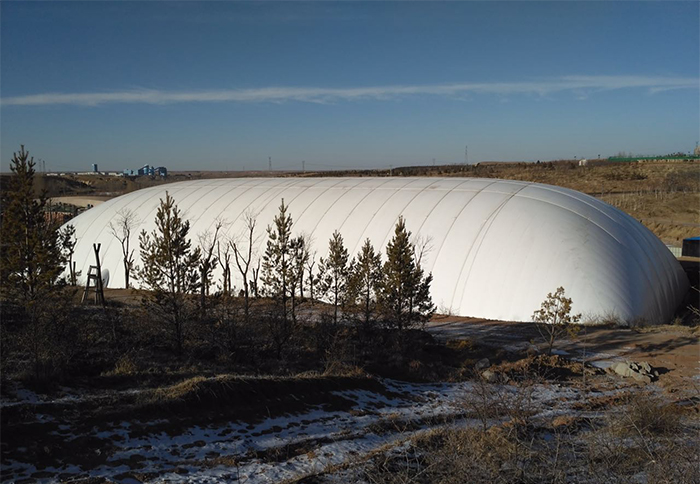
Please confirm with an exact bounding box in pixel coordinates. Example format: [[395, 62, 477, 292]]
[[607, 392, 683, 437], [364, 385, 698, 484], [585, 392, 698, 483]]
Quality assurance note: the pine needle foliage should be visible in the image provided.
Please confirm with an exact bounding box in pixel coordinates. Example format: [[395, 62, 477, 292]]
[[318, 230, 352, 324], [0, 146, 66, 304], [347, 238, 383, 332], [261, 199, 306, 357], [532, 286, 582, 355], [137, 192, 201, 354], [378, 217, 435, 330], [262, 199, 297, 321]]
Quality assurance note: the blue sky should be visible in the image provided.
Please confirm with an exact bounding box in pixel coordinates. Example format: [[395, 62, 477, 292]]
[[1, 1, 698, 172]]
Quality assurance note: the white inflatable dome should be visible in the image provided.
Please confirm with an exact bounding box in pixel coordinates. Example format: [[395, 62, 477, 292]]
[[63, 177, 688, 324]]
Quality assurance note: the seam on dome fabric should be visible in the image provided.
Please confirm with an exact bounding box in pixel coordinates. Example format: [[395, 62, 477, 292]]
[[452, 184, 530, 312], [413, 179, 476, 270], [337, 178, 399, 256], [393, 179, 473, 273], [287, 178, 350, 231], [304, 178, 377, 244], [260, 177, 318, 227], [346, 178, 422, 258], [74, 182, 157, 246], [520, 186, 667, 316], [189, 178, 263, 234], [513, 194, 664, 322], [216, 178, 309, 232], [211, 179, 281, 225], [430, 181, 500, 295], [609, 207, 675, 321], [367, 178, 443, 259], [272, 177, 327, 214], [77, 185, 192, 280], [529, 183, 625, 231], [195, 179, 263, 235], [514, 193, 624, 245], [226, 179, 314, 278], [76, 183, 168, 284]]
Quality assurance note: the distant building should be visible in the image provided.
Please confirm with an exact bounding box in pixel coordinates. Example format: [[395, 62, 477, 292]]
[[126, 164, 167, 177], [92, 163, 98, 172]]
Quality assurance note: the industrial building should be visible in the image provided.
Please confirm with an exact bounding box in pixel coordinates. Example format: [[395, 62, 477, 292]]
[[62, 177, 688, 324], [136, 164, 167, 177]]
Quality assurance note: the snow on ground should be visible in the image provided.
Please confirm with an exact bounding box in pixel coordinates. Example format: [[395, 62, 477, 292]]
[[1, 377, 620, 484]]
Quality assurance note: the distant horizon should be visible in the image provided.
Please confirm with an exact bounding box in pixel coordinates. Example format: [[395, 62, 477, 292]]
[[1, 2, 698, 172], [5, 152, 699, 177]]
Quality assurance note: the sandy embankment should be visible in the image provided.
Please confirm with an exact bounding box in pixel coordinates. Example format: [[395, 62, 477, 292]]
[[49, 195, 114, 208]]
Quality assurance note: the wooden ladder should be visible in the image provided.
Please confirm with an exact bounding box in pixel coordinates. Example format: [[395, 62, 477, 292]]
[[81, 244, 105, 306]]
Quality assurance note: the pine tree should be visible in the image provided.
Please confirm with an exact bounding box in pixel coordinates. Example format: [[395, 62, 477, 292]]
[[59, 224, 78, 286], [347, 238, 383, 332], [291, 234, 310, 305], [532, 287, 581, 355], [0, 146, 65, 304], [261, 199, 296, 321], [379, 217, 435, 330], [137, 192, 201, 354], [318, 230, 351, 324], [0, 146, 74, 382], [261, 199, 304, 357]]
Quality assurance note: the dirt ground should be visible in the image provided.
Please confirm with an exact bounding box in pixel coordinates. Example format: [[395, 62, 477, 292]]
[[426, 316, 699, 391], [50, 195, 112, 207]]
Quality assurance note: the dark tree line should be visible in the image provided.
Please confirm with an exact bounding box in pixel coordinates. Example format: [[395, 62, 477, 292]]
[[134, 194, 435, 355], [1, 145, 435, 370], [0, 146, 78, 381]]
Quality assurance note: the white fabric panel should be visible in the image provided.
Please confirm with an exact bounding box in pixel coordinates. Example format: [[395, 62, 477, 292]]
[[62, 177, 689, 324]]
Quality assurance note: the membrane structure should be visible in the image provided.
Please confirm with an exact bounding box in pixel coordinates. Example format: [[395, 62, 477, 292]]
[[63, 177, 689, 323]]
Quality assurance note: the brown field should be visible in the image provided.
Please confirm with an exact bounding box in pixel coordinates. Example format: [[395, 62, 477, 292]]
[[19, 159, 698, 245]]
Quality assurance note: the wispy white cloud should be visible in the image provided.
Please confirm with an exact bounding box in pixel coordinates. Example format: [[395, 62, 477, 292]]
[[1, 75, 697, 107]]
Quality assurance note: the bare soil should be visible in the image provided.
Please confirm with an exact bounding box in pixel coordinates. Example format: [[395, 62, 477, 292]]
[[426, 316, 700, 392]]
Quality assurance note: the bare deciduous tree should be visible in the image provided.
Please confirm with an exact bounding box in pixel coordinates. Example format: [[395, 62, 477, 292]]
[[231, 210, 259, 324], [198, 219, 223, 316], [305, 251, 320, 305], [216, 239, 232, 295], [109, 208, 139, 289]]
